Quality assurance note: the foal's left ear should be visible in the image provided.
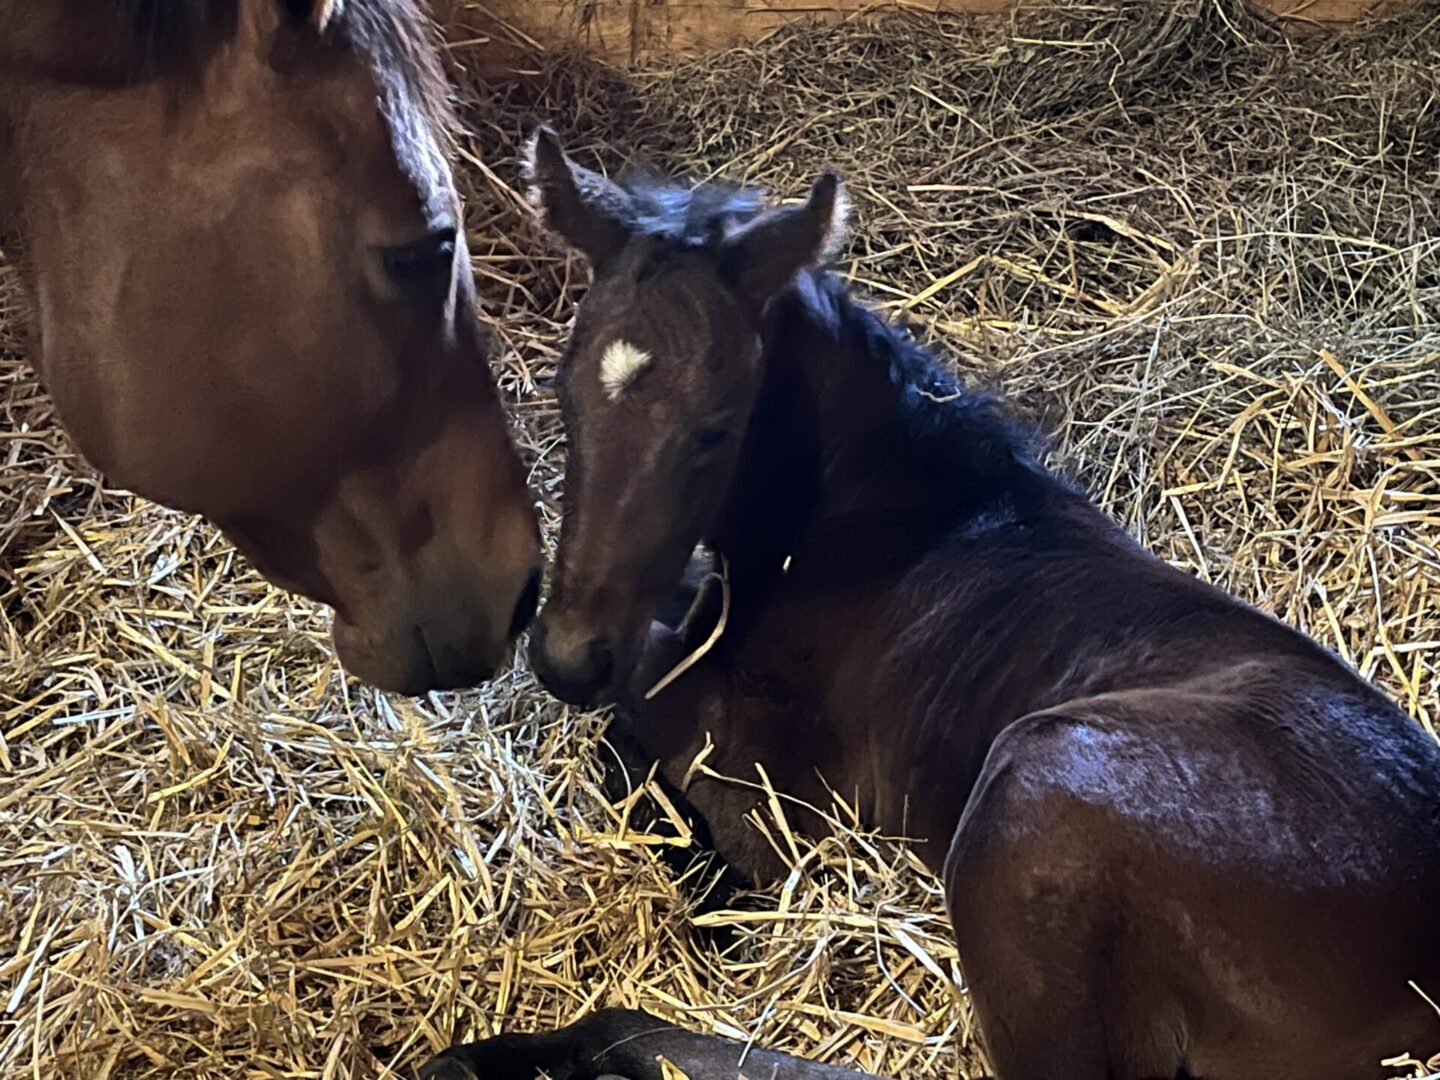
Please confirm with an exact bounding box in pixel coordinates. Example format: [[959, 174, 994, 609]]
[[521, 125, 635, 269], [722, 171, 849, 308]]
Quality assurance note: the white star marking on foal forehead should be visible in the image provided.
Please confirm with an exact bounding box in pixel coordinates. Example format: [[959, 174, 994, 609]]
[[598, 339, 653, 400]]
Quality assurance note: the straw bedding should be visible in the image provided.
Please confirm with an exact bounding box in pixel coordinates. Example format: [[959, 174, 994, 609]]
[[2, 0, 1438, 1075]]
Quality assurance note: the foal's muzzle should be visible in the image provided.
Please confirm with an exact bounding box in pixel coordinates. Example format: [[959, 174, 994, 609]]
[[528, 615, 618, 708]]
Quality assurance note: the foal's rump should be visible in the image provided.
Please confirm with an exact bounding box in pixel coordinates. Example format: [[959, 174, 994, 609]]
[[943, 673, 1440, 1079]]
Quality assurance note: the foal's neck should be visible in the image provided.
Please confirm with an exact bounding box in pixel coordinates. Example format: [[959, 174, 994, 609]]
[[710, 271, 1042, 582]]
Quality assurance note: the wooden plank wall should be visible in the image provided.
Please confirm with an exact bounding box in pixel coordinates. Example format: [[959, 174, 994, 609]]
[[464, 0, 1405, 65]]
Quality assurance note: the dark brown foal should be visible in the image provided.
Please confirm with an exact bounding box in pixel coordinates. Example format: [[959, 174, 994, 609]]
[[420, 129, 1440, 1080]]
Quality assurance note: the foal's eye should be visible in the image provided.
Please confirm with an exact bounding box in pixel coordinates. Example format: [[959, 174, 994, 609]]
[[693, 428, 729, 455], [380, 228, 457, 285]]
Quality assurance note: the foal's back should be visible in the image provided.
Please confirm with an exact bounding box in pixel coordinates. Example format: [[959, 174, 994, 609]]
[[838, 490, 1420, 845], [852, 492, 1440, 1077], [696, 301, 1440, 1072], [680, 417, 1440, 1074]]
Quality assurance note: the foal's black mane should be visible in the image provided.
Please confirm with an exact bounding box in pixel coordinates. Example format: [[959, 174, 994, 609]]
[[613, 169, 1040, 479], [613, 168, 770, 248], [797, 269, 1035, 462]]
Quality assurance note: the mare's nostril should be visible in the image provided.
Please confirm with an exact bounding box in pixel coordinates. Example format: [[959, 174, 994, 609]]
[[510, 568, 542, 639]]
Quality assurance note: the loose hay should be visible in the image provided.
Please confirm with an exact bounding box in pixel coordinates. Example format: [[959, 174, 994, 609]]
[[2, 0, 1439, 1076]]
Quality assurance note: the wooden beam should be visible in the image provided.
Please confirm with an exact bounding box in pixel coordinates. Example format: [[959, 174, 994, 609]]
[[465, 0, 1410, 65]]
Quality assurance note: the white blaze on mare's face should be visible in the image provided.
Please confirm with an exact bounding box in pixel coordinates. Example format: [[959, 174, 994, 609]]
[[599, 339, 653, 400]]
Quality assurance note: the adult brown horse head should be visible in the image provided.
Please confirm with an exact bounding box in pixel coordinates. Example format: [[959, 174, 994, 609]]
[[0, 0, 543, 694]]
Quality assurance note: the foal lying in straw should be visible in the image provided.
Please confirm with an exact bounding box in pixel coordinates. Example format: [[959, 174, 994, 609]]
[[420, 128, 1440, 1080]]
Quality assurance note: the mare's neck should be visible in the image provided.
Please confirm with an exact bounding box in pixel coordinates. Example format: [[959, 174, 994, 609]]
[[708, 271, 1044, 584]]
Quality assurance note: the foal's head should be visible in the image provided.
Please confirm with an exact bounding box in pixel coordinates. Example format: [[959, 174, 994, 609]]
[[1, 0, 542, 693], [521, 127, 847, 706]]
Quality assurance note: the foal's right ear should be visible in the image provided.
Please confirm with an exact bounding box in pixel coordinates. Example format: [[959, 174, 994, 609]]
[[522, 125, 634, 268], [720, 171, 849, 311]]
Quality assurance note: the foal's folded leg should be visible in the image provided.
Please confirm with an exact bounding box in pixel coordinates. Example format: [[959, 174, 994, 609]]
[[594, 717, 748, 924], [593, 570, 749, 927], [416, 1007, 890, 1079]]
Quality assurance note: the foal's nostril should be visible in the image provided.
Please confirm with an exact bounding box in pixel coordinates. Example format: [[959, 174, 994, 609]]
[[530, 620, 619, 705], [588, 642, 615, 690], [510, 568, 542, 639]]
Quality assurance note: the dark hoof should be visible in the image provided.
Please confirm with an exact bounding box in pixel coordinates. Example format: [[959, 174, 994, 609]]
[[412, 1050, 477, 1080], [409, 1031, 569, 1080]]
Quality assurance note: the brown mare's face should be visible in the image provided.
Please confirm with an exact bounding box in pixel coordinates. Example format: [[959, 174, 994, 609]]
[[520, 127, 843, 706], [0, 0, 542, 693]]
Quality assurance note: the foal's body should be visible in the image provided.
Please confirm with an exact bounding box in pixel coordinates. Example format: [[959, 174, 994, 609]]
[[424, 134, 1440, 1079], [617, 274, 1440, 1078]]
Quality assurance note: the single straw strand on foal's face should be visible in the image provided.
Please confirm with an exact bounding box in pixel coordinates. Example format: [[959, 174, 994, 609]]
[[645, 555, 731, 700]]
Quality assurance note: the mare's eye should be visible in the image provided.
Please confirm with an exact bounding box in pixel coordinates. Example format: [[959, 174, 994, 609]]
[[381, 228, 457, 285]]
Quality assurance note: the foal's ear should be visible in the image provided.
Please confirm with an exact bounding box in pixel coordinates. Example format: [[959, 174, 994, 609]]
[[722, 171, 848, 308], [522, 125, 634, 268]]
